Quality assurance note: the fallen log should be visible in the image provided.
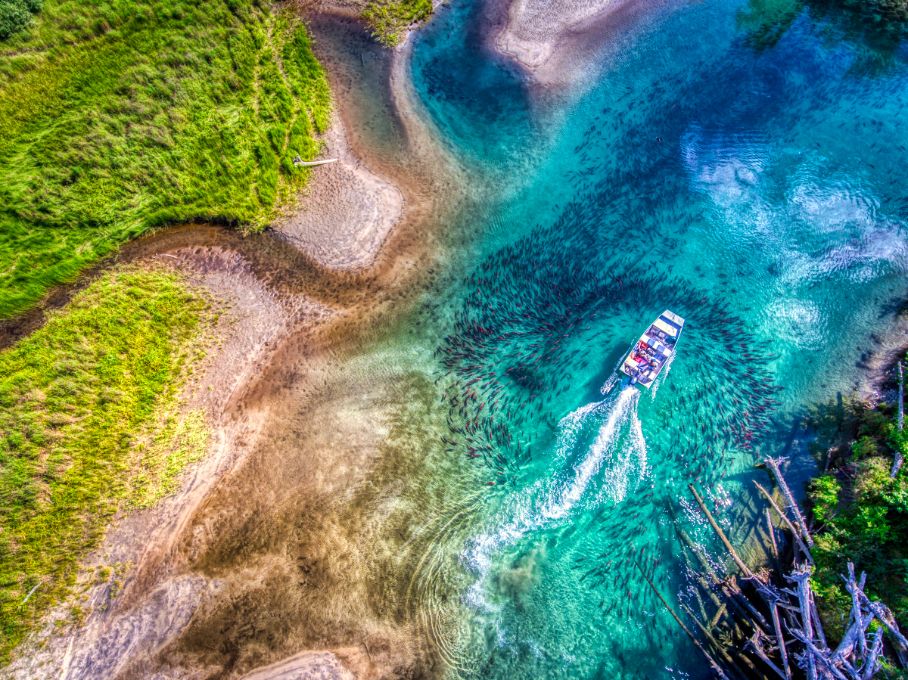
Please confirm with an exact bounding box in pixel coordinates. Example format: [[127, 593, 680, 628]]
[[763, 457, 814, 548], [843, 563, 867, 659], [753, 481, 814, 565], [292, 156, 338, 167]]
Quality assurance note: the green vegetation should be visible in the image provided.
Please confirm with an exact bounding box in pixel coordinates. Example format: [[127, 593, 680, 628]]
[[0, 0, 41, 40], [362, 0, 433, 47], [131, 408, 209, 509], [806, 389, 908, 636], [0, 0, 331, 318], [0, 267, 211, 660]]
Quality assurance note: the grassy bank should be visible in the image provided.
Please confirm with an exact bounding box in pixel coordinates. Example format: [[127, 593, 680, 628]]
[[0, 0, 330, 318], [0, 268, 211, 661], [806, 382, 908, 636], [363, 0, 433, 47]]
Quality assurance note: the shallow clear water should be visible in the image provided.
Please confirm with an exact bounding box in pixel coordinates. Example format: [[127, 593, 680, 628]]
[[404, 0, 908, 676]]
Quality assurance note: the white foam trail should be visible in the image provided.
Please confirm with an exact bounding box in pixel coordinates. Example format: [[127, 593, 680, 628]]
[[600, 373, 619, 395], [553, 399, 604, 459], [601, 401, 648, 503], [464, 387, 646, 612], [542, 387, 638, 521]]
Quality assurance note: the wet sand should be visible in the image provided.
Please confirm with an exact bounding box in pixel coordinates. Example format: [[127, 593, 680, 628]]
[[487, 0, 676, 89]]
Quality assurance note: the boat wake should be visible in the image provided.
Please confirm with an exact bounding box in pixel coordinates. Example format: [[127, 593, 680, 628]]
[[464, 386, 646, 612]]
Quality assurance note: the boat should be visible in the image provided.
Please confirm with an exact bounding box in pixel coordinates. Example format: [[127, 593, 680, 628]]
[[619, 310, 685, 389]]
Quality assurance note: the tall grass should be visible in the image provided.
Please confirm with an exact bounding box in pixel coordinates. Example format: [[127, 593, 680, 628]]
[[0, 0, 331, 318], [0, 267, 210, 661], [362, 0, 433, 47]]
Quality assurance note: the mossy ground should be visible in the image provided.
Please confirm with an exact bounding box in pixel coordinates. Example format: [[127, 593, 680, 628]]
[[0, 0, 331, 318], [0, 267, 212, 661]]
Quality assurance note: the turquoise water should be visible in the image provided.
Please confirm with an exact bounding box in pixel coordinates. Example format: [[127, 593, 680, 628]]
[[407, 0, 908, 676]]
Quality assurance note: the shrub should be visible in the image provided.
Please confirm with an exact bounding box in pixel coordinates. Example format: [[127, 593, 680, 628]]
[[0, 0, 40, 40], [809, 474, 841, 525]]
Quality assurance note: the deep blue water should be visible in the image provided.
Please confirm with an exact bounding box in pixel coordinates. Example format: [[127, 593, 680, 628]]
[[406, 0, 908, 676]]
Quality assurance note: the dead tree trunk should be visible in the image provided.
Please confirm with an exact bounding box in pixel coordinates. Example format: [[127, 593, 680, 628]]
[[753, 481, 813, 564], [764, 458, 814, 548], [634, 561, 732, 680]]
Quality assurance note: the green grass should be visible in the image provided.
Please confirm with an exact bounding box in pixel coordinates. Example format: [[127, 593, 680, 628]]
[[0, 0, 331, 318], [362, 0, 433, 47], [0, 267, 210, 660]]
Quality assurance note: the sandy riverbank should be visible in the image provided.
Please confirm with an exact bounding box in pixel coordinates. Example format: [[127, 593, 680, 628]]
[[4, 6, 464, 680], [489, 0, 674, 89]]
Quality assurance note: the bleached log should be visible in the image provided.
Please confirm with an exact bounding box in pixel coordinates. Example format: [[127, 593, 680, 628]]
[[787, 568, 818, 680], [754, 581, 793, 679], [843, 563, 867, 658], [754, 481, 814, 565], [764, 457, 815, 548], [861, 627, 884, 680], [868, 601, 908, 667], [292, 157, 338, 167], [770, 598, 793, 679], [832, 620, 862, 665], [787, 628, 851, 680]]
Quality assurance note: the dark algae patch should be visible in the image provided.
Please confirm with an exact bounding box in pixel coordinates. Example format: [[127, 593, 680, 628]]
[[0, 0, 331, 318], [0, 268, 209, 661]]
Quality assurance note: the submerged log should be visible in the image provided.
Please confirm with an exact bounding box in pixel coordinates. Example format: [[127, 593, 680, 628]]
[[689, 483, 756, 580], [634, 561, 731, 680], [766, 508, 780, 562]]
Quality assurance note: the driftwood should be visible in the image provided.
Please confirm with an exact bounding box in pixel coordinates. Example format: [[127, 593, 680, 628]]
[[763, 457, 814, 548], [291, 156, 338, 167], [753, 481, 814, 565], [662, 469, 906, 679]]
